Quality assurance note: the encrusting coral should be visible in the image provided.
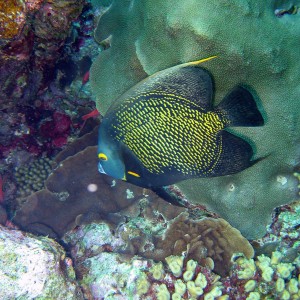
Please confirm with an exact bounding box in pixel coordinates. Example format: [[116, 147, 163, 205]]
[[90, 0, 300, 239], [12, 124, 181, 239], [12, 145, 146, 238]]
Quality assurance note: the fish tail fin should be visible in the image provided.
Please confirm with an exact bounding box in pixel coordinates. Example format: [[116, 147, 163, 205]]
[[217, 86, 264, 127]]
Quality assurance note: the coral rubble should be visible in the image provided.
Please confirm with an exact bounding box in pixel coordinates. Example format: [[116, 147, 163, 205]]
[[0, 225, 82, 299]]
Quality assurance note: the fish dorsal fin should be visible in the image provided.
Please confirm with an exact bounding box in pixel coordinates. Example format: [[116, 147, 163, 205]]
[[108, 56, 216, 114]]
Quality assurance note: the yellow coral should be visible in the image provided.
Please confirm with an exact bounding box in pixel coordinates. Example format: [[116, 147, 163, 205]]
[[0, 0, 26, 39], [136, 274, 150, 295], [281, 290, 291, 300], [194, 273, 207, 289], [157, 284, 171, 300], [288, 278, 299, 294], [246, 291, 261, 300], [238, 267, 256, 280], [186, 281, 203, 297], [171, 293, 182, 300], [218, 296, 229, 300], [150, 261, 165, 280], [244, 280, 256, 292], [186, 259, 197, 272], [183, 270, 194, 282], [165, 255, 184, 277], [271, 251, 283, 265], [256, 255, 271, 270], [261, 266, 274, 282], [276, 277, 285, 293], [276, 263, 295, 279], [203, 286, 223, 300], [174, 279, 186, 296], [236, 257, 256, 279]]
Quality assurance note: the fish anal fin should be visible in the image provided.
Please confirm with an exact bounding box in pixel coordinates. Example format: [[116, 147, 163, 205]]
[[212, 131, 258, 176]]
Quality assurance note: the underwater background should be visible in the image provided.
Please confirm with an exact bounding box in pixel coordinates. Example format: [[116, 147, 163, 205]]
[[0, 0, 300, 299]]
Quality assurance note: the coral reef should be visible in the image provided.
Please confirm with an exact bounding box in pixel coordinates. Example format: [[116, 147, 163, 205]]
[[0, 1, 101, 230], [0, 225, 83, 299], [62, 215, 300, 299], [90, 0, 300, 239], [227, 251, 300, 299], [143, 213, 254, 276], [61, 179, 254, 277]]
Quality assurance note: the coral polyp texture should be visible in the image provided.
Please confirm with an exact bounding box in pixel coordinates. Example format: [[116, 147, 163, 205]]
[[90, 0, 300, 239]]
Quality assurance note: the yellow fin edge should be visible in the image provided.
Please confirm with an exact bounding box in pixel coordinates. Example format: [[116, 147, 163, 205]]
[[188, 55, 218, 66]]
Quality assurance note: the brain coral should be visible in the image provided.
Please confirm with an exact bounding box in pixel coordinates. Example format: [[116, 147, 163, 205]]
[[90, 0, 300, 238]]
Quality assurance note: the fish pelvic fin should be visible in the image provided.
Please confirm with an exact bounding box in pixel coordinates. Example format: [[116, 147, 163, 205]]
[[216, 86, 264, 127]]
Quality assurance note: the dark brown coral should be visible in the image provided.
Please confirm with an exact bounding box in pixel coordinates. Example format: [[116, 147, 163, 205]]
[[13, 128, 149, 238]]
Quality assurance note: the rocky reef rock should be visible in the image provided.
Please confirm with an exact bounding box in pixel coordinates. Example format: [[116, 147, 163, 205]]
[[90, 0, 300, 239], [0, 0, 84, 107], [0, 225, 83, 299]]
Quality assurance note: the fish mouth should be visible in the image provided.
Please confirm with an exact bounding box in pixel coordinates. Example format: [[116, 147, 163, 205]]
[[98, 162, 106, 174]]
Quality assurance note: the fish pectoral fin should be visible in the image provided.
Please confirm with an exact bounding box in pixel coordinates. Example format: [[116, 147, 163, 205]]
[[212, 131, 259, 176]]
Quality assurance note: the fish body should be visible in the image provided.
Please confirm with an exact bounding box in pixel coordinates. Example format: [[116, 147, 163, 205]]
[[98, 59, 264, 188]]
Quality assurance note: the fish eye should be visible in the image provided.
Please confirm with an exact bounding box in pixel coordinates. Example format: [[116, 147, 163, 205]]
[[98, 153, 108, 161], [127, 171, 140, 178]]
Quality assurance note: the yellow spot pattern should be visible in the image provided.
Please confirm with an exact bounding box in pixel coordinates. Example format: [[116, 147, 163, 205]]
[[111, 91, 227, 175]]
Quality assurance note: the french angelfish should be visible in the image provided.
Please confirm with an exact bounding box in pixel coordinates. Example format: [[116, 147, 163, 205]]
[[97, 57, 264, 188]]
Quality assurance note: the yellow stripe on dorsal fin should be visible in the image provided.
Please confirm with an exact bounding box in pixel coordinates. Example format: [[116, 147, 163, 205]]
[[187, 55, 218, 66]]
